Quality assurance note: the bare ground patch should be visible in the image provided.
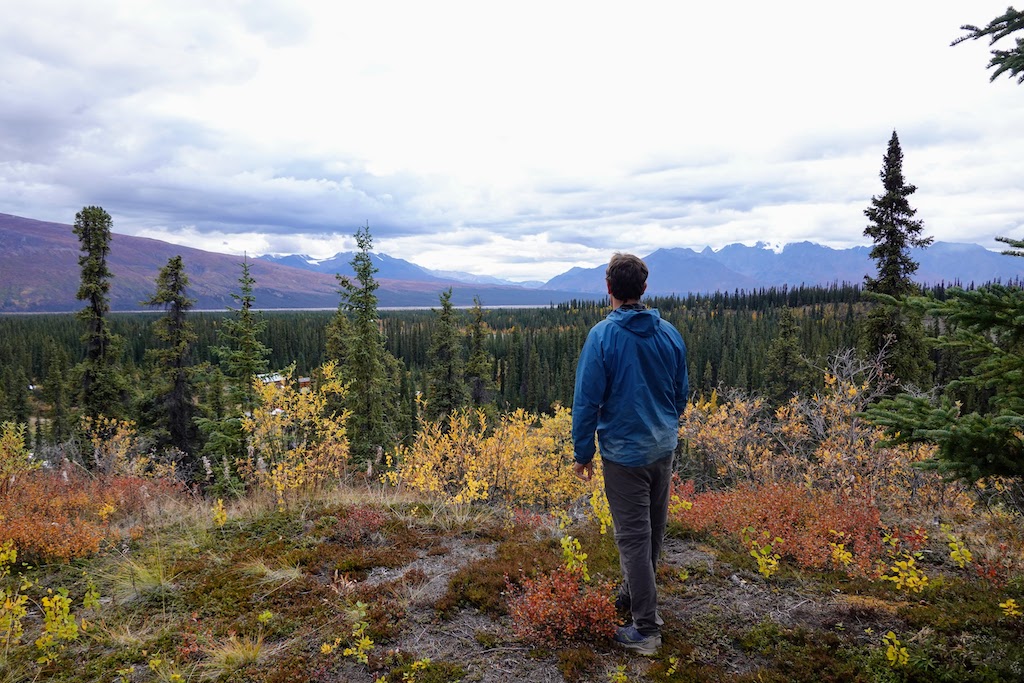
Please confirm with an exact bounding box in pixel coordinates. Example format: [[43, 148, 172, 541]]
[[324, 527, 925, 682]]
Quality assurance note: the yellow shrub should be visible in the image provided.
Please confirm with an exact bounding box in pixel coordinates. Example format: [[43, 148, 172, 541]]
[[387, 405, 599, 509], [679, 374, 974, 516], [240, 363, 349, 509], [0, 422, 35, 496]]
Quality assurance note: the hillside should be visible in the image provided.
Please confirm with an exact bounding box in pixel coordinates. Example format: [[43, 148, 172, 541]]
[[0, 213, 585, 312], [4, 379, 1024, 682]]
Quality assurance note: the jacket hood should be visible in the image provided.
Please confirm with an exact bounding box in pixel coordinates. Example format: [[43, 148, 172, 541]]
[[608, 307, 662, 338]]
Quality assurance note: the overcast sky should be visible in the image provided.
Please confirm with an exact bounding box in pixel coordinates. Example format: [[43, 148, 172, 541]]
[[2, 1, 1022, 282]]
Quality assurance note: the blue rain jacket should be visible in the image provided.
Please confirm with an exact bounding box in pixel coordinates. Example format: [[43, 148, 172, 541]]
[[572, 307, 688, 467]]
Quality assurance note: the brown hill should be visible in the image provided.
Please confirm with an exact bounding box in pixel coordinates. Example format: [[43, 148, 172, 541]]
[[0, 213, 576, 312], [0, 213, 350, 312]]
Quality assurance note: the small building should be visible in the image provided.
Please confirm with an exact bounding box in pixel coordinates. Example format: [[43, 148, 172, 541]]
[[258, 373, 286, 389]]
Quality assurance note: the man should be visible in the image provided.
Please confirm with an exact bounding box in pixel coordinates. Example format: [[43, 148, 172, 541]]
[[572, 253, 688, 656]]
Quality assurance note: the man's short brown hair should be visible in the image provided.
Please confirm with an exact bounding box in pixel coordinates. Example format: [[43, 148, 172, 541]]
[[605, 253, 648, 301]]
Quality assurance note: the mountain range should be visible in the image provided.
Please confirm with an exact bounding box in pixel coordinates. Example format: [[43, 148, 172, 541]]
[[545, 241, 1024, 295], [1, 211, 1021, 313]]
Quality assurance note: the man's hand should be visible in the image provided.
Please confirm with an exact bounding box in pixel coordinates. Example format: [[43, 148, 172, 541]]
[[573, 461, 594, 481]]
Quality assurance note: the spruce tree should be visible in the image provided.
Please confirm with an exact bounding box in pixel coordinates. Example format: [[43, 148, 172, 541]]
[[425, 288, 467, 423], [3, 368, 29, 427], [216, 256, 270, 417], [73, 206, 126, 419], [331, 225, 405, 464], [196, 256, 270, 483], [866, 239, 1024, 482], [865, 16, 1024, 485], [861, 131, 934, 387], [142, 255, 199, 457]]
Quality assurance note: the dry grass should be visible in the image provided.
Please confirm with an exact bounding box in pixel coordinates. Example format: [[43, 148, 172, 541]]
[[202, 633, 283, 679], [242, 559, 305, 585]]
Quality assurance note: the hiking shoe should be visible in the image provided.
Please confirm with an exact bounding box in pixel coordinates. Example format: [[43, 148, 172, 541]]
[[614, 625, 661, 656]]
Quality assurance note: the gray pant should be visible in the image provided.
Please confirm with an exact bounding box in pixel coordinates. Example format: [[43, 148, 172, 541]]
[[603, 455, 673, 636]]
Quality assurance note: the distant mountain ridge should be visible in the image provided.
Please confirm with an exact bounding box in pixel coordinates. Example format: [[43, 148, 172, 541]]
[[259, 252, 450, 283], [543, 241, 1024, 295], [2, 211, 1022, 313]]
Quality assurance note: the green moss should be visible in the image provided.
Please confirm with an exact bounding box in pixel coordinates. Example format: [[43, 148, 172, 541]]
[[898, 577, 1011, 631], [473, 629, 501, 648], [382, 659, 467, 683], [556, 646, 602, 682], [235, 509, 306, 544], [436, 531, 559, 616], [738, 620, 869, 683]]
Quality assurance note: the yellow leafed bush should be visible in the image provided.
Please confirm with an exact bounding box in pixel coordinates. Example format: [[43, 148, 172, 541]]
[[386, 405, 599, 509], [240, 362, 350, 509], [679, 371, 974, 515], [81, 416, 140, 476], [0, 422, 36, 496]]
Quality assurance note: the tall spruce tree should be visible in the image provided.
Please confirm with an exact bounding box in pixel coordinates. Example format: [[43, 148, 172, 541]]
[[425, 288, 467, 423], [331, 225, 405, 464], [861, 131, 934, 387], [216, 256, 270, 417], [142, 255, 199, 457], [196, 256, 270, 479], [866, 238, 1024, 482], [73, 206, 126, 420]]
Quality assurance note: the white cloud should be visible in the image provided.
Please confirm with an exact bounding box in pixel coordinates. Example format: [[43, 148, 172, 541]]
[[1, 0, 1022, 280]]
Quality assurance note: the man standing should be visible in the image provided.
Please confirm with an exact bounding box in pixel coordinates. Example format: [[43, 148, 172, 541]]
[[572, 253, 688, 656]]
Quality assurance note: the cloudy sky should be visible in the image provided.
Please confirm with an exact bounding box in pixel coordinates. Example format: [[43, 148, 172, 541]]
[[2, 1, 1022, 282]]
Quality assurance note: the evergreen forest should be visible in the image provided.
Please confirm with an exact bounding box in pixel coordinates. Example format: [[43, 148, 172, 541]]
[[0, 281, 942, 447]]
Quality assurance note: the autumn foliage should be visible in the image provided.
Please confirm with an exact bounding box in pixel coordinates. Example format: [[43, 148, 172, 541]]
[[670, 478, 883, 575], [1, 414, 183, 562], [385, 405, 599, 509], [0, 466, 181, 562], [239, 363, 350, 510], [679, 368, 975, 516], [506, 568, 617, 645]]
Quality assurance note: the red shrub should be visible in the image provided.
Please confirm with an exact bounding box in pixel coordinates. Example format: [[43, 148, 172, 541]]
[[332, 505, 389, 546], [96, 474, 184, 516], [506, 569, 617, 645], [671, 479, 882, 575], [0, 467, 183, 562]]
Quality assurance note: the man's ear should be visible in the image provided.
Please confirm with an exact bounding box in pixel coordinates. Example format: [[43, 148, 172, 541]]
[[642, 283, 648, 295], [607, 281, 613, 295]]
